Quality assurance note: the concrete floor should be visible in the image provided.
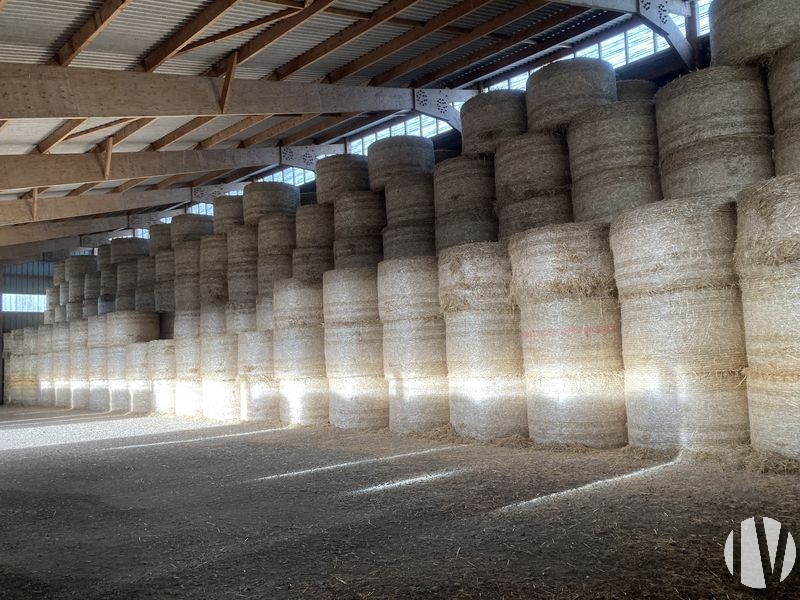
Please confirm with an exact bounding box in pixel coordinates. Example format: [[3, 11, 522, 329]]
[[0, 405, 798, 599]]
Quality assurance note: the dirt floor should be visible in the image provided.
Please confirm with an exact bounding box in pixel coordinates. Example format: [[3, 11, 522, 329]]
[[0, 406, 798, 599]]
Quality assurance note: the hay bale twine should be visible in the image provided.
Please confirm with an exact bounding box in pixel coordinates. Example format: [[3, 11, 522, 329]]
[[200, 234, 228, 305], [154, 250, 175, 313], [295, 204, 334, 248], [497, 192, 573, 241], [243, 182, 300, 225], [367, 136, 435, 192], [660, 134, 775, 198], [201, 334, 240, 421], [114, 260, 138, 311], [238, 331, 279, 422], [768, 42, 800, 132], [382, 224, 436, 259], [735, 175, 800, 458], [316, 155, 370, 204], [656, 66, 771, 157], [461, 90, 527, 156], [258, 213, 296, 253], [174, 240, 201, 312], [258, 253, 293, 295], [174, 309, 200, 338], [213, 194, 244, 234], [710, 0, 800, 66], [66, 301, 83, 322], [378, 257, 449, 432], [96, 245, 111, 270], [106, 311, 160, 346], [54, 305, 67, 322], [171, 214, 213, 246], [526, 58, 617, 131], [148, 340, 175, 414], [616, 79, 658, 101], [110, 237, 148, 264], [148, 224, 172, 256], [58, 283, 69, 306], [46, 286, 59, 309], [774, 126, 800, 176], [126, 342, 151, 413], [494, 132, 572, 211], [174, 336, 202, 417], [568, 101, 661, 222], [434, 156, 497, 253], [509, 222, 626, 447], [385, 175, 435, 228], [610, 197, 750, 449], [333, 237, 383, 269], [273, 278, 328, 425], [227, 225, 259, 301], [292, 247, 333, 282], [438, 242, 527, 439]]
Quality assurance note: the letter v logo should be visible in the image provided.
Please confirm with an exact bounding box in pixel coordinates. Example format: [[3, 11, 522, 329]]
[[725, 517, 797, 589]]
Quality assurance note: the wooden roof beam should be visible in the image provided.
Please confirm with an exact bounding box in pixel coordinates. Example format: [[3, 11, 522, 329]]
[[51, 0, 134, 66], [0, 216, 131, 247], [177, 9, 298, 55], [33, 119, 87, 154]]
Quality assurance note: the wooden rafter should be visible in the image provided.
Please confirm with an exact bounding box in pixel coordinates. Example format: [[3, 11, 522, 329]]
[[141, 0, 244, 72], [266, 0, 421, 82], [197, 115, 273, 149], [63, 118, 135, 141], [149, 116, 216, 151], [34, 119, 86, 154], [207, 0, 338, 76], [51, 0, 133, 66], [178, 9, 298, 55]]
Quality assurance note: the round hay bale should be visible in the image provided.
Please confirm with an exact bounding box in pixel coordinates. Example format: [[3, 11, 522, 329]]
[[291, 246, 333, 282], [367, 136, 435, 191], [380, 318, 447, 379], [384, 174, 434, 228], [174, 309, 200, 339], [66, 301, 83, 322], [110, 237, 148, 264], [49, 347, 70, 407], [96, 245, 111, 270], [334, 191, 386, 239], [460, 90, 527, 156], [774, 126, 800, 176], [22, 326, 37, 355], [324, 322, 383, 378], [735, 175, 800, 458], [659, 134, 774, 203], [225, 301, 256, 334], [173, 336, 202, 417], [434, 156, 497, 253], [213, 194, 244, 234], [258, 213, 295, 254], [200, 234, 228, 305], [54, 305, 67, 322], [258, 253, 293, 294], [155, 250, 175, 282], [154, 251, 175, 313], [69, 318, 88, 350], [273, 278, 324, 327], [87, 346, 108, 412], [65, 255, 96, 285], [328, 375, 389, 430], [148, 339, 175, 414], [227, 225, 258, 301], [256, 294, 273, 331], [610, 197, 749, 449], [174, 241, 201, 312], [768, 42, 800, 131], [53, 260, 67, 286], [497, 192, 573, 240], [46, 287, 59, 309], [171, 214, 213, 246], [36, 348, 54, 407], [323, 267, 380, 324], [173, 240, 201, 278], [382, 224, 436, 259], [655, 66, 771, 157], [37, 323, 53, 354], [568, 101, 661, 222], [136, 256, 156, 288], [333, 237, 383, 269], [148, 224, 172, 256], [99, 265, 117, 297], [494, 132, 571, 209], [69, 345, 89, 409], [378, 257, 441, 322], [278, 377, 329, 426], [238, 330, 279, 421], [438, 242, 514, 313], [84, 271, 101, 301], [114, 260, 138, 311], [82, 299, 98, 319], [710, 0, 800, 66], [59, 283, 69, 306], [200, 304, 227, 336], [86, 315, 107, 349], [616, 79, 658, 102], [106, 311, 160, 346], [126, 342, 151, 413], [526, 58, 617, 131], [201, 334, 240, 421], [51, 322, 70, 352], [509, 222, 626, 447], [386, 376, 449, 435], [43, 310, 54, 325], [243, 182, 300, 224], [316, 154, 370, 204], [295, 204, 334, 248], [273, 278, 326, 384]]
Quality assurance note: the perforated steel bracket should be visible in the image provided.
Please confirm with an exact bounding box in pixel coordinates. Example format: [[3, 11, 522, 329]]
[[279, 144, 346, 172], [191, 183, 245, 204], [413, 88, 466, 132]]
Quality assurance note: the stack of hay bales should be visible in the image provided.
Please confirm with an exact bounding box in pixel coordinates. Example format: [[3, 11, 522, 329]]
[[97, 244, 117, 316], [256, 211, 295, 329], [213, 195, 244, 234], [20, 327, 38, 405], [53, 260, 68, 323], [460, 90, 527, 156], [68, 318, 90, 409], [438, 242, 527, 439], [333, 191, 386, 268], [383, 176, 436, 258], [126, 342, 151, 413], [83, 271, 101, 318], [65, 256, 96, 321], [149, 339, 176, 414], [173, 238, 203, 417], [87, 316, 109, 411], [51, 323, 71, 407], [291, 203, 334, 283], [655, 67, 774, 198], [367, 136, 435, 192], [148, 224, 172, 255], [106, 311, 159, 411], [45, 286, 58, 323], [135, 256, 156, 312], [110, 238, 149, 313], [736, 175, 800, 459], [201, 332, 239, 421], [199, 233, 229, 336], [154, 242, 176, 329], [238, 330, 279, 422], [36, 324, 54, 407], [273, 278, 329, 425], [610, 198, 750, 449], [768, 43, 800, 175], [316, 155, 370, 205], [567, 99, 661, 222], [171, 214, 213, 246], [510, 223, 627, 447], [323, 268, 389, 429], [378, 257, 449, 432]]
